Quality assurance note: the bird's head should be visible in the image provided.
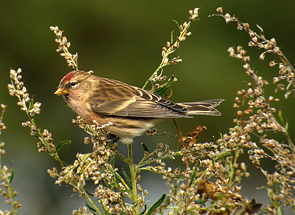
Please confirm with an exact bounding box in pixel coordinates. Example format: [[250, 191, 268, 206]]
[[54, 70, 92, 98]]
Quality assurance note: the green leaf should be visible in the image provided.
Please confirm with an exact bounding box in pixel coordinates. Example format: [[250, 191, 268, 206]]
[[122, 168, 132, 189], [29, 98, 34, 110], [173, 19, 180, 31], [215, 149, 232, 161], [257, 185, 267, 189], [141, 143, 149, 152], [285, 120, 289, 134], [86, 200, 99, 214], [165, 194, 170, 205], [177, 137, 191, 151], [100, 166, 106, 173], [113, 173, 131, 192], [9, 167, 14, 184], [153, 75, 175, 96], [99, 200, 110, 215], [139, 204, 147, 215], [109, 154, 116, 167], [104, 179, 116, 190], [278, 109, 284, 126], [188, 162, 199, 187], [248, 199, 262, 213], [277, 206, 283, 215], [216, 192, 224, 202], [195, 199, 206, 204], [147, 194, 166, 215], [56, 140, 71, 152]]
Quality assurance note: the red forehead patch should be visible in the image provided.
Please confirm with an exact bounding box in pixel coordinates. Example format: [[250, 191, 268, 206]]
[[61, 71, 76, 83]]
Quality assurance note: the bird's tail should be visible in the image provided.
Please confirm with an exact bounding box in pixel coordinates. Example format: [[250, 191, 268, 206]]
[[180, 99, 224, 116]]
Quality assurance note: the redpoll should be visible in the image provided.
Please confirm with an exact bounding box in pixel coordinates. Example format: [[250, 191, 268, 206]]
[[55, 70, 223, 143]]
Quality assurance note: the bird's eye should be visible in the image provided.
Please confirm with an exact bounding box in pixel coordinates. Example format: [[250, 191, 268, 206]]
[[70, 81, 77, 86]]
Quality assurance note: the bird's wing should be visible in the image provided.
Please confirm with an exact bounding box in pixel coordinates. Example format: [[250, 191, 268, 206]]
[[181, 99, 224, 116], [88, 78, 189, 118]]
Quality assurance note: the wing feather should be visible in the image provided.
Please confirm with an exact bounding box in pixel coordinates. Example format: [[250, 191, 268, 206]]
[[88, 77, 189, 118], [181, 99, 224, 116]]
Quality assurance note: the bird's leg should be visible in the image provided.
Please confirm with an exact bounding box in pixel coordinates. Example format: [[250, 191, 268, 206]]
[[106, 134, 119, 144]]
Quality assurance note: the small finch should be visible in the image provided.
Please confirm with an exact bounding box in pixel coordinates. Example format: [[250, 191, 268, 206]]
[[55, 70, 223, 143]]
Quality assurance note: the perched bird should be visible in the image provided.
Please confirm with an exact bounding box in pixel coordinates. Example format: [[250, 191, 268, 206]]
[[55, 70, 223, 143]]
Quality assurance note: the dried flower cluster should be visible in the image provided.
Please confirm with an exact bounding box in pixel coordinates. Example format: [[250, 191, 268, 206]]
[[8, 68, 64, 166], [72, 206, 92, 215], [0, 105, 22, 215], [50, 26, 78, 69], [0, 105, 6, 136], [143, 129, 259, 214], [210, 7, 295, 214], [48, 120, 138, 214], [142, 8, 200, 92], [212, 7, 295, 99]]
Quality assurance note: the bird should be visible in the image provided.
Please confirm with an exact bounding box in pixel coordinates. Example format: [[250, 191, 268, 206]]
[[54, 70, 223, 143]]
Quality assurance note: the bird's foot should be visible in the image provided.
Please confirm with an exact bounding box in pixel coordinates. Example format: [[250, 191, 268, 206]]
[[106, 134, 119, 144]]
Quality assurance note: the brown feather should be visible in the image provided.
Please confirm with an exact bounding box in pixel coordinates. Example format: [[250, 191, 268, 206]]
[[56, 70, 224, 143]]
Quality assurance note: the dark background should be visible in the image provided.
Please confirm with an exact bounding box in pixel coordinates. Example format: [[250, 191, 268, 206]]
[[1, 1, 294, 214]]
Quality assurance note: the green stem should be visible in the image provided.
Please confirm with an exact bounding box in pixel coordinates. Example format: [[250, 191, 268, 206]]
[[14, 86, 64, 166], [127, 142, 139, 214], [142, 21, 191, 90], [80, 187, 103, 215], [137, 153, 174, 169], [115, 172, 130, 191]]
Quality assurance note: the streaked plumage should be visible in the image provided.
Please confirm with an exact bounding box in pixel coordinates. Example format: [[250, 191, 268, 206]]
[[55, 70, 223, 143]]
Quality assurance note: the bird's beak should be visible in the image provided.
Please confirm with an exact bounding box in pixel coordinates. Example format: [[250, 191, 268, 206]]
[[54, 87, 68, 95]]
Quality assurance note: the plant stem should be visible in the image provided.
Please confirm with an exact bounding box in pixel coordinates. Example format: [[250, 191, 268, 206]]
[[80, 187, 103, 215], [127, 142, 139, 214], [142, 21, 192, 90]]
